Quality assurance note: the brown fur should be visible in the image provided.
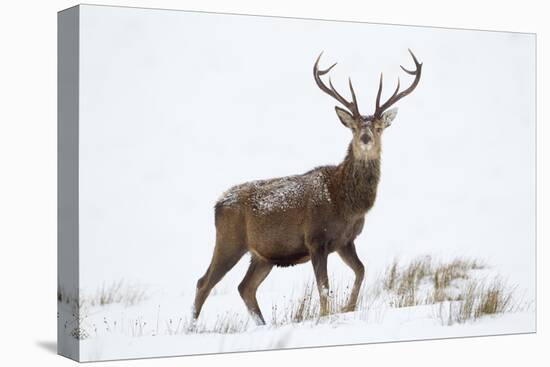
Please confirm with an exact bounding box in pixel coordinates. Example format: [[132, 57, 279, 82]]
[[193, 137, 382, 324], [193, 51, 421, 325]]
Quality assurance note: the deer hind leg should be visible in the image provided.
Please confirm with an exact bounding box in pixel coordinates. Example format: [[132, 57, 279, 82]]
[[238, 256, 273, 325], [337, 242, 365, 313], [193, 242, 246, 321]]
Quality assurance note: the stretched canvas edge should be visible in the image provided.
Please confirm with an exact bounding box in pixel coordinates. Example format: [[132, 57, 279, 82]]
[[58, 4, 80, 362]]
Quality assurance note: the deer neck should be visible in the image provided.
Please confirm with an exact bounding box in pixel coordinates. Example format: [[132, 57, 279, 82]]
[[336, 144, 381, 215]]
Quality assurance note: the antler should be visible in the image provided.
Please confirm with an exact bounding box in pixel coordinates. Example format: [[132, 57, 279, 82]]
[[313, 52, 361, 118], [374, 49, 422, 118]]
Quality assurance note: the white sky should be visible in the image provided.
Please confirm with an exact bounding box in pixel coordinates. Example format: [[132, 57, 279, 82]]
[[77, 5, 535, 299]]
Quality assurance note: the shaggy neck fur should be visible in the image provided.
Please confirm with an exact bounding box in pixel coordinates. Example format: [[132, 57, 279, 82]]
[[335, 143, 381, 215]]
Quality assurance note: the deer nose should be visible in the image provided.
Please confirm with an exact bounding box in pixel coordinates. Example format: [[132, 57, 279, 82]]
[[360, 134, 371, 144]]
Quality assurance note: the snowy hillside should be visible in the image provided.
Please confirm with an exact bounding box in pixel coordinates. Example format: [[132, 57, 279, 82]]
[[59, 256, 534, 361]]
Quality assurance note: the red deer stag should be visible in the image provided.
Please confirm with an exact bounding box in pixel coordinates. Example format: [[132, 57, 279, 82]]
[[193, 50, 422, 325]]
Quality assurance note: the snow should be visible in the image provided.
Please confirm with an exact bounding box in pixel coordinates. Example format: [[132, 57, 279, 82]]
[[79, 311, 535, 361], [69, 261, 535, 361], [217, 169, 331, 214], [75, 286, 534, 362], [71, 4, 536, 362]]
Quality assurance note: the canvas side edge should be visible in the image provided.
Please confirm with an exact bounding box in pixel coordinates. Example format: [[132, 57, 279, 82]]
[[57, 5, 80, 362]]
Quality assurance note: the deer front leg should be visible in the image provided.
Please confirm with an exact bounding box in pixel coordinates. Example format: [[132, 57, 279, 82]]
[[337, 242, 365, 312], [310, 245, 330, 317]]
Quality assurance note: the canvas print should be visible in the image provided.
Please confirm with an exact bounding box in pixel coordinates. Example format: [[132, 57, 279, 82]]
[[58, 4, 536, 362]]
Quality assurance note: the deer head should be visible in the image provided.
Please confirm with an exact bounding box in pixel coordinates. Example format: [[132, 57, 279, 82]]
[[314, 49, 422, 160]]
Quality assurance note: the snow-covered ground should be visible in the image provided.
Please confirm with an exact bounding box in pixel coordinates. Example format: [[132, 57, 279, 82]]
[[78, 306, 533, 362], [64, 258, 535, 362]]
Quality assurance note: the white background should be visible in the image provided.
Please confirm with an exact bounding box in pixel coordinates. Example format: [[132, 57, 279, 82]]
[[77, 3, 534, 308], [0, 0, 547, 366]]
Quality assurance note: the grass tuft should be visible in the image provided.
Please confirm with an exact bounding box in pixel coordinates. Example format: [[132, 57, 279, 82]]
[[89, 280, 147, 307], [59, 280, 148, 309], [439, 278, 518, 325], [381, 256, 488, 307]]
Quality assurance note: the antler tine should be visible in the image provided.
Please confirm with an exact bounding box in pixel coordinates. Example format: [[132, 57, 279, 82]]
[[348, 78, 359, 114], [374, 49, 422, 118], [376, 73, 383, 113], [328, 78, 352, 109], [389, 77, 401, 102], [400, 65, 417, 75], [376, 74, 401, 113], [400, 49, 421, 74], [313, 52, 361, 118], [315, 53, 338, 76], [313, 53, 338, 96], [408, 48, 421, 66]]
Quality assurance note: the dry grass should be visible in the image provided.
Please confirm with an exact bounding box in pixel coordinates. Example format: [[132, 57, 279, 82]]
[[475, 280, 515, 316], [383, 261, 399, 291], [201, 257, 516, 332], [381, 256, 487, 307], [287, 282, 318, 323], [87, 281, 147, 307], [268, 256, 515, 328], [438, 278, 518, 325], [384, 256, 433, 307], [271, 282, 321, 326], [83, 281, 147, 309], [60, 281, 149, 340], [59, 280, 148, 309], [270, 280, 354, 326], [83, 311, 252, 338], [68, 256, 523, 339], [208, 312, 251, 334], [58, 286, 79, 308], [184, 312, 251, 335], [434, 259, 484, 290]]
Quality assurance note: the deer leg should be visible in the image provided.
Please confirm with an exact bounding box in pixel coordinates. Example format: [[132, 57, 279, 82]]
[[238, 256, 273, 325], [337, 242, 365, 312], [310, 245, 330, 317], [193, 243, 246, 321]]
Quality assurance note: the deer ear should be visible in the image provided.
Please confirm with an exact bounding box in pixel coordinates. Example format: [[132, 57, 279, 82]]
[[381, 107, 398, 128], [335, 107, 355, 129]]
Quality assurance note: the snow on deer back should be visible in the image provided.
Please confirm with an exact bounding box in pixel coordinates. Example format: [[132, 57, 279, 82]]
[[217, 168, 332, 215]]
